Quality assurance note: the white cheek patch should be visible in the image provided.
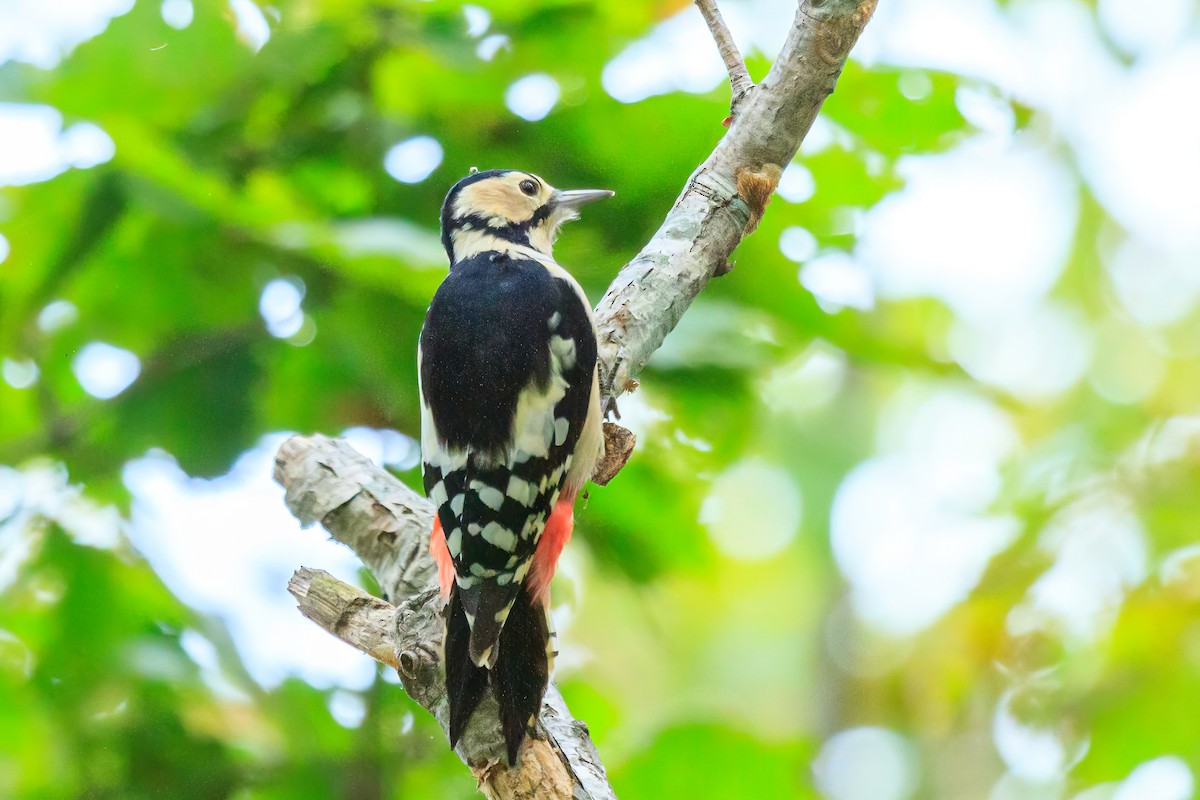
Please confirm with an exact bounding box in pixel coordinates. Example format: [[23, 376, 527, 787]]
[[450, 229, 506, 260], [547, 311, 561, 329]]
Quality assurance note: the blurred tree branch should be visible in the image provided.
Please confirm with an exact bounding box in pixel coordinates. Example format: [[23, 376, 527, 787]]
[[275, 0, 877, 796]]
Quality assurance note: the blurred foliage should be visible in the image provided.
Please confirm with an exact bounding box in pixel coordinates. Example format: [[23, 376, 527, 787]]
[[2, 1, 1200, 799]]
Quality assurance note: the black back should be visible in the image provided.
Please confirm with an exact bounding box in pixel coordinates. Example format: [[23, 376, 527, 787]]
[[420, 250, 557, 456]]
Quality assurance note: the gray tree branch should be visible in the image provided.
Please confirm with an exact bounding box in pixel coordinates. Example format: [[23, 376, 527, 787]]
[[274, 1, 878, 796], [695, 0, 755, 107]]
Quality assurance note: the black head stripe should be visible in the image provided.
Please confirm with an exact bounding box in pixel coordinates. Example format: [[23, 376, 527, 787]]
[[458, 212, 531, 248], [440, 169, 513, 261], [529, 202, 552, 228], [451, 208, 550, 251]]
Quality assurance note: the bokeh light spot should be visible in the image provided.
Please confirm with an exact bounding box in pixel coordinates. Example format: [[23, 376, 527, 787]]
[[462, 5, 489, 38], [72, 342, 141, 399], [777, 163, 816, 203], [898, 70, 932, 101], [505, 74, 560, 121], [384, 135, 443, 184], [259, 277, 305, 339], [1114, 757, 1194, 800], [476, 33, 509, 61], [800, 252, 875, 312], [833, 388, 1019, 635], [161, 0, 193, 29], [0, 105, 114, 186], [700, 460, 801, 561], [228, 0, 270, 51], [2, 358, 39, 389], [813, 727, 919, 800], [779, 226, 817, 262], [858, 136, 1077, 324], [37, 299, 78, 333], [328, 689, 367, 728]]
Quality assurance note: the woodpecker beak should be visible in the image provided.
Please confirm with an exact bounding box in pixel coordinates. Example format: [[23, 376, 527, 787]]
[[552, 188, 615, 209]]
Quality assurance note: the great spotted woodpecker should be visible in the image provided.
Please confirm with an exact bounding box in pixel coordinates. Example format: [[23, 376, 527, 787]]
[[419, 169, 611, 765]]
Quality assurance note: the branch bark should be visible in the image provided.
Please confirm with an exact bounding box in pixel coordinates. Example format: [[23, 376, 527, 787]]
[[695, 0, 755, 108], [275, 1, 878, 796]]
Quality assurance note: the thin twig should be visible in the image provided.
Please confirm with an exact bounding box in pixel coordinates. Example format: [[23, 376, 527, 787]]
[[695, 0, 754, 107]]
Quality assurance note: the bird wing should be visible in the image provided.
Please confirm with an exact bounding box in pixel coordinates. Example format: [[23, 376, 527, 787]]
[[419, 251, 598, 665]]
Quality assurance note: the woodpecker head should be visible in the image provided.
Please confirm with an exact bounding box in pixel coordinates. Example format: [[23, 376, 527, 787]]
[[440, 169, 613, 264]]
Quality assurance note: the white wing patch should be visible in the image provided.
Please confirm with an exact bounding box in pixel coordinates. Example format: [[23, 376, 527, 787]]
[[446, 527, 463, 557], [471, 481, 505, 511], [481, 521, 518, 552], [419, 369, 465, 475], [550, 334, 577, 370], [510, 359, 569, 461], [505, 475, 536, 506]]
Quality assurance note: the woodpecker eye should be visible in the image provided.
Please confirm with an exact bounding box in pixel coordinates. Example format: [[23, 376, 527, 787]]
[[519, 179, 538, 196]]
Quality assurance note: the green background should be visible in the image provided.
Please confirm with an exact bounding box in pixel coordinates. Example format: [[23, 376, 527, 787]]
[[2, 0, 1200, 798]]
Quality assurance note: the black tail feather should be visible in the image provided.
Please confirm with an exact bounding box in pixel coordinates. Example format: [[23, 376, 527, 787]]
[[443, 584, 550, 765], [445, 589, 488, 749], [492, 584, 550, 766]]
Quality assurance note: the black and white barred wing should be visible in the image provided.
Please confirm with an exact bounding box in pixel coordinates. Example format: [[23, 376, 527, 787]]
[[418, 252, 598, 663]]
